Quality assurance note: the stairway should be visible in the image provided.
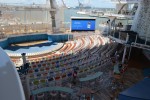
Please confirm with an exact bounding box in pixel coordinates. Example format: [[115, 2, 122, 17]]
[[130, 3, 138, 15]]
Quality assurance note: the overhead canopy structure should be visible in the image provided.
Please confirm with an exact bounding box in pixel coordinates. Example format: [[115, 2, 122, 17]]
[[119, 78, 150, 100]]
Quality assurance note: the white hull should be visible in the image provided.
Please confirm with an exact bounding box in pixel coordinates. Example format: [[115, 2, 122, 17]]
[[103, 13, 134, 19], [77, 11, 134, 19], [77, 11, 90, 15]]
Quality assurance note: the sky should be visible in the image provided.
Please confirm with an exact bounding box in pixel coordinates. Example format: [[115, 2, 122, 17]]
[[0, 0, 115, 8], [0, 0, 46, 4], [58, 0, 115, 8]]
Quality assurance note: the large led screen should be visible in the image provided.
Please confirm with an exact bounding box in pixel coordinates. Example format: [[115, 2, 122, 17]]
[[71, 19, 96, 31]]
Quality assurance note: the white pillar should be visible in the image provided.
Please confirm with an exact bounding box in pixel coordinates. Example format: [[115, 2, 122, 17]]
[[49, 0, 56, 33], [128, 46, 132, 60], [122, 34, 129, 64], [122, 45, 127, 64], [25, 75, 31, 100], [21, 53, 26, 66]]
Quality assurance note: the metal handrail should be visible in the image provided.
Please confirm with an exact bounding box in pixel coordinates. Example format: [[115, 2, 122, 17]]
[[109, 31, 150, 50]]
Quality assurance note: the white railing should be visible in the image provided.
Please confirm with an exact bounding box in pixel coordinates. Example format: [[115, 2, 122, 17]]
[[131, 35, 150, 50], [109, 31, 150, 51]]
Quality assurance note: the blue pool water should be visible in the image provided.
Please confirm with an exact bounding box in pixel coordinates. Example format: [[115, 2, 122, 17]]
[[4, 41, 60, 54]]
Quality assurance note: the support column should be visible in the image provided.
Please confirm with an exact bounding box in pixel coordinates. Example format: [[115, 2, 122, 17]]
[[128, 46, 132, 60], [51, 15, 56, 32], [21, 53, 26, 66], [122, 46, 127, 64], [49, 0, 56, 33], [122, 34, 129, 64], [26, 76, 30, 99]]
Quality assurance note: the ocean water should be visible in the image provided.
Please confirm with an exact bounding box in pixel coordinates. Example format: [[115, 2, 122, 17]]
[[64, 9, 132, 30]]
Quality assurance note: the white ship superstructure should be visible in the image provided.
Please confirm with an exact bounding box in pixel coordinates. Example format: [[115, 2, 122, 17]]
[[109, 0, 150, 51], [77, 0, 139, 19], [0, 0, 150, 100]]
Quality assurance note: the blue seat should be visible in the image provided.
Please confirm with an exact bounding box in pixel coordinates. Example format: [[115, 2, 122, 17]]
[[38, 64, 41, 68], [40, 61, 44, 63], [56, 61, 59, 63], [56, 65, 59, 68], [49, 72, 55, 77], [34, 69, 39, 72], [36, 73, 41, 77], [61, 68, 66, 73], [31, 62, 35, 64], [67, 73, 72, 77], [48, 77, 54, 82]]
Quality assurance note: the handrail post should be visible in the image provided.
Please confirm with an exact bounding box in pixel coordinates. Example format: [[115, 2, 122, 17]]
[[126, 33, 129, 43], [145, 34, 148, 45], [122, 33, 129, 64], [113, 25, 116, 37], [128, 46, 132, 60], [119, 32, 121, 39], [135, 35, 138, 43]]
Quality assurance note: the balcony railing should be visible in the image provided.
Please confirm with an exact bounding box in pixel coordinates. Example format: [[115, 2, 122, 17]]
[[109, 31, 150, 50]]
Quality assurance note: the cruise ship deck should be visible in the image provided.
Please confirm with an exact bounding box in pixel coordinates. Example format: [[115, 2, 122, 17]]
[[0, 0, 150, 100]]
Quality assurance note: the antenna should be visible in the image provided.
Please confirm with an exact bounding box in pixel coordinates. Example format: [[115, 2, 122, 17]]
[[118, 0, 121, 4], [78, 0, 84, 10]]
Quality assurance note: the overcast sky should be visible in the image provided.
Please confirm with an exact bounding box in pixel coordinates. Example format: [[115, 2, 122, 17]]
[[0, 0, 115, 8], [0, 0, 46, 4], [58, 0, 115, 8]]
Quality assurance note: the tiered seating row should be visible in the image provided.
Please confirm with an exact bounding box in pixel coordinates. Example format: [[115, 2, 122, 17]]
[[29, 57, 112, 90], [25, 35, 118, 91]]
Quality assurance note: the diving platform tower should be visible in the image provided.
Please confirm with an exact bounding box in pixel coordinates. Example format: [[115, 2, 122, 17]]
[[49, 0, 57, 33]]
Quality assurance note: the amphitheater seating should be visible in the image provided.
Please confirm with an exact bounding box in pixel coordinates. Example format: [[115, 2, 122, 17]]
[[10, 34, 118, 95]]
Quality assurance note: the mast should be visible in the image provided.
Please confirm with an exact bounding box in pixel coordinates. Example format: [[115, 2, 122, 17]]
[[61, 0, 67, 8], [78, 0, 83, 10]]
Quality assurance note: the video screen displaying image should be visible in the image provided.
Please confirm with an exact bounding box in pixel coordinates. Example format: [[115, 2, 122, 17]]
[[71, 19, 96, 31]]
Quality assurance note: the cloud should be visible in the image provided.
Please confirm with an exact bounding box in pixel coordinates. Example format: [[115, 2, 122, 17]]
[[56, 0, 115, 8], [0, 0, 115, 8]]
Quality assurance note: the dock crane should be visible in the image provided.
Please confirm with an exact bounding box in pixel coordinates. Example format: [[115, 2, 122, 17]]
[[61, 0, 67, 8]]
